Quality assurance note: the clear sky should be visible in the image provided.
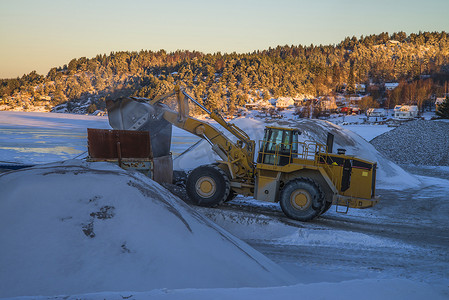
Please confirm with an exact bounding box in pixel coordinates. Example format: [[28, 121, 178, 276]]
[[1, 0, 448, 78]]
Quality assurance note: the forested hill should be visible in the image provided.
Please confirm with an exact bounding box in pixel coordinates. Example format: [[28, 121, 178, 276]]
[[1, 31, 449, 113]]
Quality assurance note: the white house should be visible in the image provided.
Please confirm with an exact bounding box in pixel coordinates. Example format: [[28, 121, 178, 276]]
[[385, 83, 399, 91], [366, 108, 386, 118], [349, 96, 362, 103], [319, 96, 337, 110], [244, 102, 258, 110], [394, 105, 418, 120], [355, 84, 366, 93], [244, 100, 273, 110], [335, 95, 348, 107], [275, 97, 295, 109], [257, 100, 273, 109], [435, 97, 446, 111]]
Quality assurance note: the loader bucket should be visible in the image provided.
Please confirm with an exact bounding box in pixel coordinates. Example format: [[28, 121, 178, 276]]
[[106, 98, 172, 158]]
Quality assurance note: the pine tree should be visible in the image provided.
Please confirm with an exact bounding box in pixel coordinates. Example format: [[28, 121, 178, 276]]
[[87, 103, 97, 114], [436, 97, 449, 119], [346, 62, 355, 94]]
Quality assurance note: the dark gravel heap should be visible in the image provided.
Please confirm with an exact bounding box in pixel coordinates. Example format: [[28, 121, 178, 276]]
[[370, 120, 449, 166]]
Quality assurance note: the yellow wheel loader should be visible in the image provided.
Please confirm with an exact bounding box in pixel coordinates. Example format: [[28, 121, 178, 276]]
[[106, 86, 378, 221]]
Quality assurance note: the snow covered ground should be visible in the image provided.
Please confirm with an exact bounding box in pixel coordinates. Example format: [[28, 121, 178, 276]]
[[0, 111, 448, 299], [0, 111, 110, 164], [0, 160, 292, 298]]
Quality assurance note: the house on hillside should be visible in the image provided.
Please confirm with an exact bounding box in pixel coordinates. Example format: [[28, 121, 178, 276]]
[[394, 105, 418, 120], [293, 98, 303, 106], [349, 96, 362, 106], [435, 97, 447, 111], [350, 106, 361, 114], [275, 97, 294, 110], [244, 102, 258, 110], [335, 95, 347, 108], [385, 83, 399, 91], [258, 100, 273, 109], [244, 100, 273, 111], [319, 96, 337, 111], [34, 95, 52, 106], [355, 84, 366, 93], [366, 108, 386, 118], [293, 94, 315, 106]]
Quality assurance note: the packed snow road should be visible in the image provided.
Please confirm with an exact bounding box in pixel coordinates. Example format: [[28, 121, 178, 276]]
[[194, 170, 449, 286]]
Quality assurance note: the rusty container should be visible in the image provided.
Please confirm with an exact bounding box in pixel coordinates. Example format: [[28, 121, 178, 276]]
[[87, 128, 173, 184]]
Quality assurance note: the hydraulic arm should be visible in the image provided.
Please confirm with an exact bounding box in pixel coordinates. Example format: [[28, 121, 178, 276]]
[[106, 85, 379, 221]]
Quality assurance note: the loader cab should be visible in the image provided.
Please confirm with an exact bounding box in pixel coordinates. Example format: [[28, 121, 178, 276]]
[[257, 126, 300, 166]]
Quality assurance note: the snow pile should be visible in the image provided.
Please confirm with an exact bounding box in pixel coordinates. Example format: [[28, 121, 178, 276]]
[[371, 119, 449, 166], [174, 118, 266, 170], [340, 124, 394, 141], [275, 228, 413, 249], [174, 117, 420, 190], [0, 160, 293, 298]]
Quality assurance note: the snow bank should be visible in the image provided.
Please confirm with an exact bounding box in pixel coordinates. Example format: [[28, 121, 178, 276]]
[[7, 279, 447, 300], [174, 117, 420, 190], [0, 160, 293, 298], [274, 228, 413, 249]]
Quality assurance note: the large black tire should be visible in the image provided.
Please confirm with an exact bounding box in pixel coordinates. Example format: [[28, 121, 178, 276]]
[[211, 162, 236, 203], [186, 164, 230, 207], [225, 190, 237, 202], [320, 201, 333, 215], [279, 178, 325, 221]]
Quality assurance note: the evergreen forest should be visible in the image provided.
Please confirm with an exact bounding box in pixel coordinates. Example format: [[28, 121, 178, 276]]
[[1, 31, 449, 114]]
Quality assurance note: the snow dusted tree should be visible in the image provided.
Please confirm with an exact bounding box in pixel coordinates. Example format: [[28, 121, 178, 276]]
[[436, 97, 449, 119], [346, 61, 355, 94]]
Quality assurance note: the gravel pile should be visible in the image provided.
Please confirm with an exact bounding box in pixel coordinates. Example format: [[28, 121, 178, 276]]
[[370, 120, 449, 166]]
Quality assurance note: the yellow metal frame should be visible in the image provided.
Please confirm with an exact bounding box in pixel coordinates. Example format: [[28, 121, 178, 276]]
[[256, 137, 377, 209], [131, 87, 378, 212], [257, 139, 328, 166]]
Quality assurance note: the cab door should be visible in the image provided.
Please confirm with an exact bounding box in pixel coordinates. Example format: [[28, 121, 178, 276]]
[[257, 128, 297, 166]]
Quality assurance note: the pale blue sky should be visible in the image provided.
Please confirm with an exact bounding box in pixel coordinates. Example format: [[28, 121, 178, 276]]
[[1, 0, 448, 78]]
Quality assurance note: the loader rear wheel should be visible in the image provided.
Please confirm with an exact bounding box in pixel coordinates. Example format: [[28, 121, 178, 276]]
[[279, 178, 324, 221], [186, 165, 230, 207]]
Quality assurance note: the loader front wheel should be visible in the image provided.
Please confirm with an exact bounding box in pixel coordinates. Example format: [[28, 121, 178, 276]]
[[320, 201, 333, 215], [280, 178, 324, 221], [225, 190, 237, 202], [186, 165, 230, 207]]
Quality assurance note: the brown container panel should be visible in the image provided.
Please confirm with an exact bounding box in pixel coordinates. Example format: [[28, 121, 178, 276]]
[[87, 128, 153, 159], [153, 155, 173, 184]]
